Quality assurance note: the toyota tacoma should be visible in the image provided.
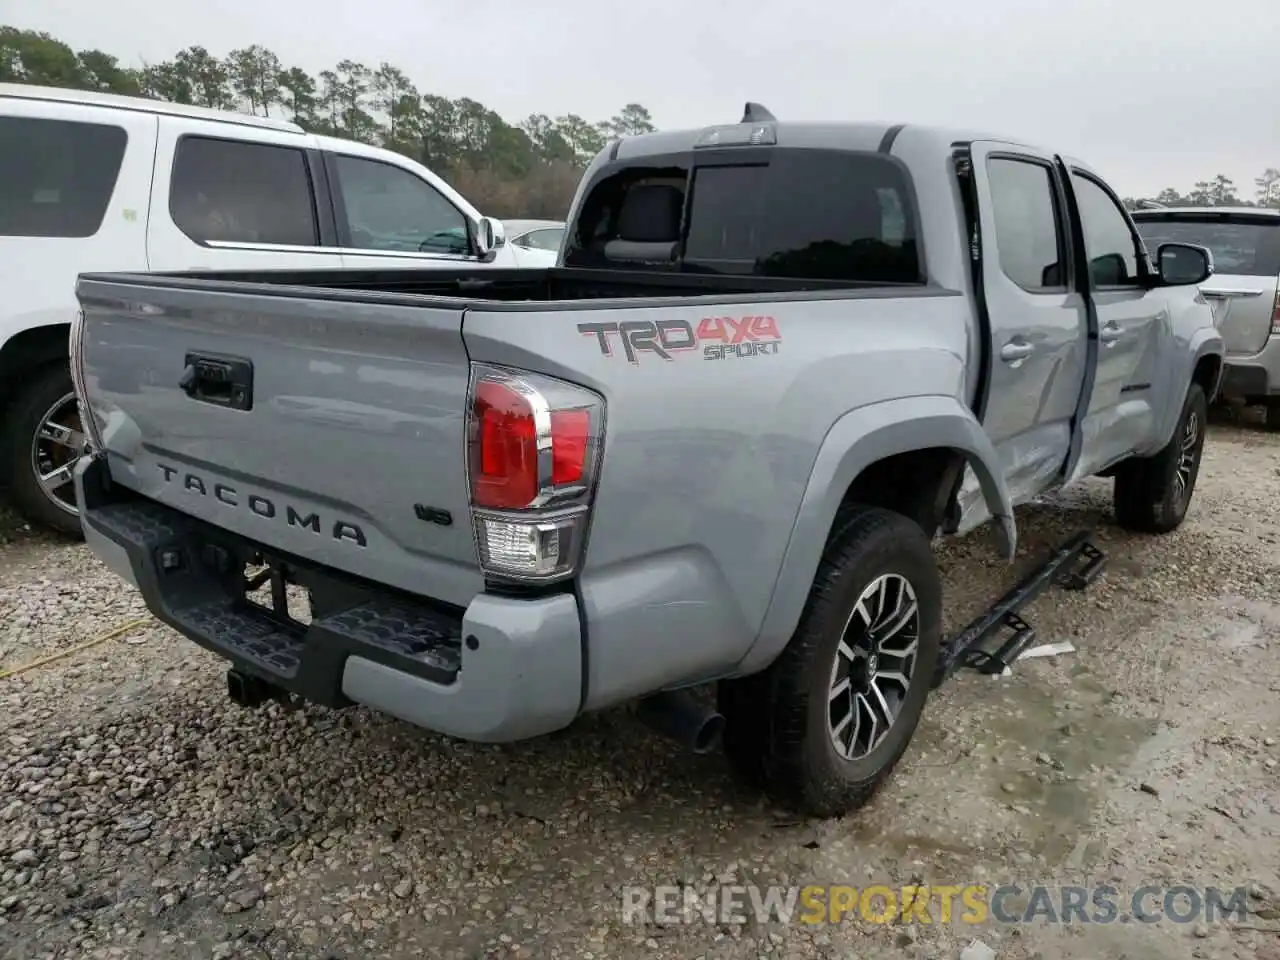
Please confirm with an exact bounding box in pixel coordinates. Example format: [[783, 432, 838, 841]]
[[69, 106, 1224, 816]]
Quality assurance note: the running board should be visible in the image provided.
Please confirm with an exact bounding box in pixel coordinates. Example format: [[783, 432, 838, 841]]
[[933, 529, 1106, 685]]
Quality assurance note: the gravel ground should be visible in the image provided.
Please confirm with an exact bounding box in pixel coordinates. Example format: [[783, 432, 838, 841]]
[[2, 418, 1278, 960]]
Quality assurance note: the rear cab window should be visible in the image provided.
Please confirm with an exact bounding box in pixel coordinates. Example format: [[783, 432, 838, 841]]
[[563, 148, 923, 284], [0, 116, 128, 238], [169, 136, 319, 246], [1133, 215, 1280, 277]]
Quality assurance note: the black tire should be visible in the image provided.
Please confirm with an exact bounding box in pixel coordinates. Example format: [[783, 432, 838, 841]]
[[1265, 398, 1280, 432], [1113, 382, 1207, 534], [1, 363, 85, 539], [718, 506, 942, 818]]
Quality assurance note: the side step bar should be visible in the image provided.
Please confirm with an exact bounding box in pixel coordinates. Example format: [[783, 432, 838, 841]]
[[933, 529, 1106, 685]]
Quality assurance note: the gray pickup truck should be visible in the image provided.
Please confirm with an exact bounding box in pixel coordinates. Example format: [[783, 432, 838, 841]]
[[70, 107, 1224, 817]]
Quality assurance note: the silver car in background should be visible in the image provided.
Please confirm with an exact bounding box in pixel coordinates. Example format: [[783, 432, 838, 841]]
[[1132, 207, 1280, 427]]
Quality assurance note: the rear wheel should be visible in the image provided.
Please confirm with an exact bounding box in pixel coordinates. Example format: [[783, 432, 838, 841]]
[[1, 364, 86, 538], [719, 506, 941, 817], [1265, 397, 1280, 432], [1113, 382, 1207, 534]]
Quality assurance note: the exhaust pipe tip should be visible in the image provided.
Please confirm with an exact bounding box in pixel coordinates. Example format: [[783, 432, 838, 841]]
[[691, 711, 726, 755], [636, 689, 725, 755]]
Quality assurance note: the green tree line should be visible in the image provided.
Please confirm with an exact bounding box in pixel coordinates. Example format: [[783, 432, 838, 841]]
[[1123, 171, 1280, 210], [0, 25, 658, 218]]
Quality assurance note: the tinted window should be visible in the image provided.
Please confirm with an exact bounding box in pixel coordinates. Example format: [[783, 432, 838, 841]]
[[1071, 174, 1141, 287], [1133, 217, 1280, 276], [334, 155, 469, 255], [683, 153, 920, 282], [170, 137, 318, 246], [563, 150, 921, 284], [986, 158, 1066, 291], [0, 117, 127, 238]]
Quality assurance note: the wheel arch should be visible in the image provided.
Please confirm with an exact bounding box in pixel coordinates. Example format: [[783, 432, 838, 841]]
[[1152, 330, 1223, 449], [735, 395, 1015, 675], [1191, 351, 1223, 404], [0, 323, 72, 404]]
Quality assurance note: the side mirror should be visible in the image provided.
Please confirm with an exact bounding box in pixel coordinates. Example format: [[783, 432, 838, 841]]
[[473, 216, 506, 257], [1157, 242, 1214, 286]]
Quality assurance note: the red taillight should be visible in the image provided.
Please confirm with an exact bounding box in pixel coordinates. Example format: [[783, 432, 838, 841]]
[[466, 364, 604, 583], [472, 379, 538, 509], [468, 368, 601, 512], [550, 409, 589, 484]]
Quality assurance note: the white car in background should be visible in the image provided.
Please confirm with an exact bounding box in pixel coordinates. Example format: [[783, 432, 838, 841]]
[[502, 219, 565, 267], [0, 82, 514, 536]]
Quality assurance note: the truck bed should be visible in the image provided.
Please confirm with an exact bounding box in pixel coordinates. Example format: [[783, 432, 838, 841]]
[[73, 263, 969, 712], [94, 265, 923, 309]]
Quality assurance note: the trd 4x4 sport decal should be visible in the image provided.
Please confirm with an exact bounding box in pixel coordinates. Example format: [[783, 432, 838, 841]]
[[577, 315, 781, 364]]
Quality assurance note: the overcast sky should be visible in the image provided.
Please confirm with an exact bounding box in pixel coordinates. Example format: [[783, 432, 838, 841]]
[[5, 0, 1277, 198]]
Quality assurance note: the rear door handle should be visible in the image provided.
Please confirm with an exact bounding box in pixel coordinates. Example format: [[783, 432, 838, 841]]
[[1000, 340, 1034, 363], [1099, 322, 1124, 345]]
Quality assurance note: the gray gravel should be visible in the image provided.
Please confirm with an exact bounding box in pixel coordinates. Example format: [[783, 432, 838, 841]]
[[2, 416, 1278, 960]]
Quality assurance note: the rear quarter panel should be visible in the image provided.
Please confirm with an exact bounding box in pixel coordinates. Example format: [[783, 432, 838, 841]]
[[463, 291, 972, 707]]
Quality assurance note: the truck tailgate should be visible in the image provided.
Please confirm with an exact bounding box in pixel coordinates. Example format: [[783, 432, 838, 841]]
[[75, 278, 484, 608]]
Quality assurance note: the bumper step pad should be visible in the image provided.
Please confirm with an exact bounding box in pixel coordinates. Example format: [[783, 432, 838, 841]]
[[83, 496, 464, 706]]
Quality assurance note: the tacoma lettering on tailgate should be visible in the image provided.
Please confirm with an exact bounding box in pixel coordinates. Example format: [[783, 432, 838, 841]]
[[577, 315, 781, 364], [158, 464, 367, 546]]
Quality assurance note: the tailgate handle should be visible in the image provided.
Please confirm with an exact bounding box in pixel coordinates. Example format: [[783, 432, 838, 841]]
[[180, 353, 254, 411]]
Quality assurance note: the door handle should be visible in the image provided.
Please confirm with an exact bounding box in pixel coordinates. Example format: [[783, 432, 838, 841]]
[[1199, 288, 1263, 299], [999, 340, 1034, 363], [1099, 322, 1124, 345]]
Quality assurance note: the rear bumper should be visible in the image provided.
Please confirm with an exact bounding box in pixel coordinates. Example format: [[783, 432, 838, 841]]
[[1220, 336, 1280, 400], [74, 456, 583, 743]]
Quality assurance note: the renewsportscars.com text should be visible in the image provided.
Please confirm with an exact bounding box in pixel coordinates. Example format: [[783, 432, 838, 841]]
[[621, 883, 1251, 927]]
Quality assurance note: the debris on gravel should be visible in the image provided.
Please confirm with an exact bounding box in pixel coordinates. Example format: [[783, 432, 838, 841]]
[[1, 420, 1278, 959]]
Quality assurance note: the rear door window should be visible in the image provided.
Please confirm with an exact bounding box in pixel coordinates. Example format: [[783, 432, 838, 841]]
[[986, 157, 1067, 291], [1133, 217, 1280, 276], [0, 116, 127, 238], [169, 136, 319, 246]]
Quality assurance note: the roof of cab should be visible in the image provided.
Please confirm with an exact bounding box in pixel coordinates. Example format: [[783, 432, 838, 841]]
[[610, 115, 1049, 163], [0, 82, 305, 134]]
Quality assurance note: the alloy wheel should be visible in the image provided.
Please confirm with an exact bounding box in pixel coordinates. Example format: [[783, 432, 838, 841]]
[[827, 573, 920, 760], [1172, 409, 1200, 507], [30, 391, 86, 518]]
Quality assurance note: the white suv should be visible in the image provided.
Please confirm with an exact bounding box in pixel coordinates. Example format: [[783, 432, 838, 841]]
[[0, 83, 518, 536]]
